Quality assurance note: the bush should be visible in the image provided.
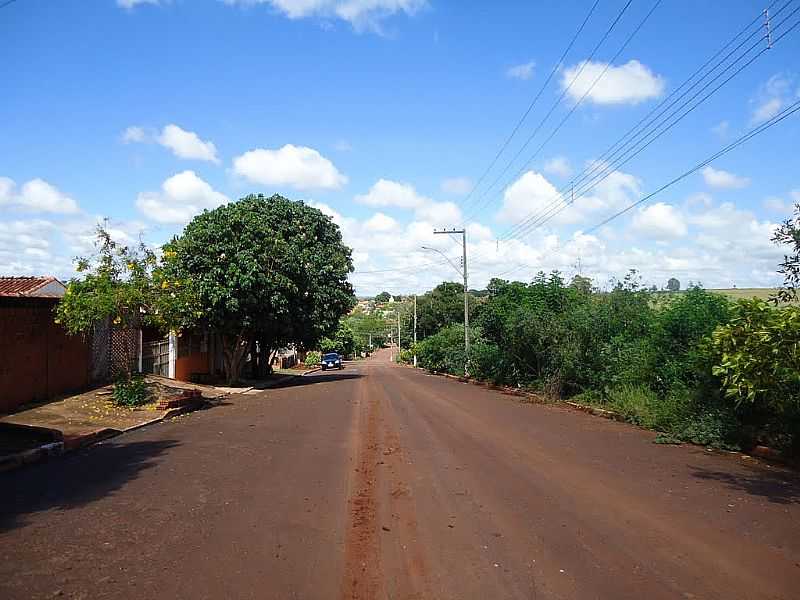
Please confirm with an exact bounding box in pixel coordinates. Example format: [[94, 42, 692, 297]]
[[398, 348, 414, 364], [606, 385, 688, 431], [709, 299, 800, 407], [417, 324, 467, 375], [113, 374, 150, 407], [305, 350, 321, 366], [469, 340, 509, 384]]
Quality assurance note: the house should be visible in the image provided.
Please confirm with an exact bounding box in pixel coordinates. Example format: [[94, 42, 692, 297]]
[[0, 277, 89, 413], [139, 327, 212, 382]]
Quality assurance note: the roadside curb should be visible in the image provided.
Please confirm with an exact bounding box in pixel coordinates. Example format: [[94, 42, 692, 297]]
[[426, 369, 547, 403], [302, 367, 322, 375], [1, 399, 210, 474], [0, 441, 64, 473]]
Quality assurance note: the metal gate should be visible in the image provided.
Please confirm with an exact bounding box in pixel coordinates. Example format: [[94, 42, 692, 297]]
[[142, 339, 170, 377]]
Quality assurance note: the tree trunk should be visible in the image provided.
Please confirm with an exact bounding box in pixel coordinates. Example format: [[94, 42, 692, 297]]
[[222, 331, 249, 385]]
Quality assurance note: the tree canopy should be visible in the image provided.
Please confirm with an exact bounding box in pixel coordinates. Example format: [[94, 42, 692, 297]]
[[162, 193, 355, 382], [773, 201, 800, 303]]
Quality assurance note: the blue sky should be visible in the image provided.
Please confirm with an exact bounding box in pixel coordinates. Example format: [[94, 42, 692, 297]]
[[2, 0, 799, 295]]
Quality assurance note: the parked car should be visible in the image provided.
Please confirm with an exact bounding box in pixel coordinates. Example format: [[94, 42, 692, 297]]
[[321, 352, 343, 370]]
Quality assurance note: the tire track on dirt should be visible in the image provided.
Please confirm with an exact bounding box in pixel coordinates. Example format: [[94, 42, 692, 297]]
[[340, 370, 383, 600]]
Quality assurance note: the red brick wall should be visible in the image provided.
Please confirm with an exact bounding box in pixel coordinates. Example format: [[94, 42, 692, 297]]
[[0, 299, 89, 414]]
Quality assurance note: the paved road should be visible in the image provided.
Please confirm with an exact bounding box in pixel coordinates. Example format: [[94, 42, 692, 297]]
[[2, 350, 800, 599]]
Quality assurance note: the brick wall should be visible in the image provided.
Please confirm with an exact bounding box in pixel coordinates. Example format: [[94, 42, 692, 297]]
[[0, 298, 89, 414]]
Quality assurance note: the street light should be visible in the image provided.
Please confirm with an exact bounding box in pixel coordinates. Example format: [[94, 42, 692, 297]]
[[421, 234, 470, 377]]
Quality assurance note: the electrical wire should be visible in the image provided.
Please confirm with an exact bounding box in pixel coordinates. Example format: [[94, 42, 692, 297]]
[[457, 0, 601, 216]]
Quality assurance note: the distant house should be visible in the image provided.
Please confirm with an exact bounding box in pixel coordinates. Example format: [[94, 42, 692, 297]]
[[0, 277, 89, 413]]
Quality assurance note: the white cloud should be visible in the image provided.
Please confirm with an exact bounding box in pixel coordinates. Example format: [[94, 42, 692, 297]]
[[685, 192, 713, 209], [136, 170, 229, 224], [157, 124, 219, 163], [440, 176, 473, 195], [506, 60, 535, 81], [118, 0, 160, 7], [497, 168, 640, 227], [223, 0, 426, 32], [121, 126, 147, 143], [561, 59, 665, 105], [356, 178, 426, 209], [355, 179, 460, 224], [233, 144, 347, 190], [763, 196, 788, 213], [497, 171, 559, 224], [0, 177, 79, 214], [543, 156, 572, 178], [711, 121, 729, 139], [364, 212, 398, 232], [631, 202, 687, 240], [416, 200, 461, 224], [750, 73, 796, 124], [701, 166, 750, 189]]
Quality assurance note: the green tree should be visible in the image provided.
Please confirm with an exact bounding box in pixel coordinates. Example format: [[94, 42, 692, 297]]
[[56, 226, 197, 378], [320, 322, 356, 357], [666, 277, 681, 292], [163, 194, 355, 383], [375, 291, 391, 303], [569, 274, 593, 295], [345, 309, 391, 353], [416, 281, 468, 339], [772, 201, 800, 303]]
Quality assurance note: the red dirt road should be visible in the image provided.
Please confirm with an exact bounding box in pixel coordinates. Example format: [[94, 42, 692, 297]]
[[2, 349, 799, 599]]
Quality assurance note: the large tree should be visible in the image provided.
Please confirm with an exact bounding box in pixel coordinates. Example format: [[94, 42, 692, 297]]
[[164, 194, 355, 383]]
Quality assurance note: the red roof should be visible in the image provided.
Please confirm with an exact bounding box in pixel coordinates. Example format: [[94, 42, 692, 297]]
[[0, 276, 65, 298]]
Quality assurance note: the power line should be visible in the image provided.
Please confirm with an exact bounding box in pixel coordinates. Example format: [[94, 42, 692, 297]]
[[511, 1, 800, 239], [457, 0, 601, 216], [460, 0, 636, 222], [464, 0, 662, 224], [496, 97, 800, 281], [0, 0, 19, 10], [352, 1, 798, 280], [492, 0, 798, 247]]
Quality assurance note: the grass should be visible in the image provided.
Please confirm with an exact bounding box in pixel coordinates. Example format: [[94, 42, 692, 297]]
[[709, 288, 779, 301]]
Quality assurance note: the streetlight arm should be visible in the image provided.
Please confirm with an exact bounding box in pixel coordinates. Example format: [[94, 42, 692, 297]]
[[420, 246, 462, 276]]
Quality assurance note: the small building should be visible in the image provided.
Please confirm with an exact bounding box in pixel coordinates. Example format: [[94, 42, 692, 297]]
[[0, 277, 89, 414]]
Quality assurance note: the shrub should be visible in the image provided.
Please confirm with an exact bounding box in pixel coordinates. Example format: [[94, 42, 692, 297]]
[[398, 348, 415, 364], [113, 374, 150, 407], [606, 385, 688, 432], [469, 340, 508, 384], [305, 350, 321, 366], [417, 324, 468, 375], [709, 299, 800, 407]]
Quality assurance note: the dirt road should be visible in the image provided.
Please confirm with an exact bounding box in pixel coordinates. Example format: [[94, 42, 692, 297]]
[[2, 349, 799, 599]]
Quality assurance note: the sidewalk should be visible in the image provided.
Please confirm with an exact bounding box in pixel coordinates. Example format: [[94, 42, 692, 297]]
[[0, 370, 313, 472]]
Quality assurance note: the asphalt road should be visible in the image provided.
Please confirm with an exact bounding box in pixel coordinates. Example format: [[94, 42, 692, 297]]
[[2, 349, 800, 599]]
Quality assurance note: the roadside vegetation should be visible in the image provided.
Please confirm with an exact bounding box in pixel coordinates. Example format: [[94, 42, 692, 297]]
[[57, 194, 356, 387], [403, 204, 800, 457]]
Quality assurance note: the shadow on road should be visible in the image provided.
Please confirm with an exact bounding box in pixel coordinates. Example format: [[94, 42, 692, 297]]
[[267, 372, 364, 389], [691, 464, 800, 505], [0, 438, 180, 533]]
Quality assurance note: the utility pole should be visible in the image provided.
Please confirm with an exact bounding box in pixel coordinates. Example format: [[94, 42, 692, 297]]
[[413, 294, 418, 368], [397, 309, 401, 362], [432, 228, 469, 376]]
